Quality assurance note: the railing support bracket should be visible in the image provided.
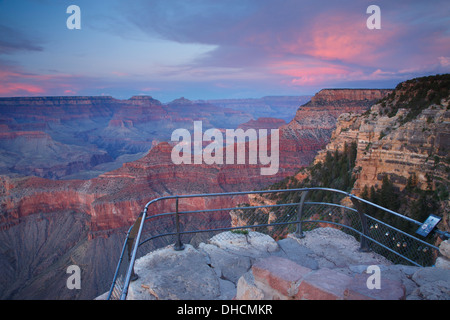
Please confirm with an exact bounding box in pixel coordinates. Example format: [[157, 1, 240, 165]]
[[350, 196, 371, 252], [296, 191, 309, 238], [174, 196, 185, 251]]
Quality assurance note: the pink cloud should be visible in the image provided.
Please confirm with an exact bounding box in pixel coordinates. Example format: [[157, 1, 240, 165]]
[[269, 59, 354, 86], [281, 12, 391, 67], [231, 8, 410, 87], [0, 82, 45, 95], [0, 65, 85, 97], [438, 56, 450, 68]]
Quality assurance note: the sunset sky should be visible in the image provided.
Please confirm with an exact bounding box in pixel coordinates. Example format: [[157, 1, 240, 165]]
[[1, 0, 449, 101]]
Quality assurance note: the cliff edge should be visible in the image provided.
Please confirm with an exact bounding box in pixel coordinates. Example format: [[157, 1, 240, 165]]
[[99, 228, 450, 300]]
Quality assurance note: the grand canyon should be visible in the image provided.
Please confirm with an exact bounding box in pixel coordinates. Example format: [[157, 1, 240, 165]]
[[0, 75, 448, 300]]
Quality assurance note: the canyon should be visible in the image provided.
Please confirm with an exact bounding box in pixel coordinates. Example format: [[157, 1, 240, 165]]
[[0, 88, 391, 299], [0, 95, 259, 179], [312, 76, 449, 234]]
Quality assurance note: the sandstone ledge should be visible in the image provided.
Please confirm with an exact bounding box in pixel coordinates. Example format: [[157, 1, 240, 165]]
[[119, 228, 450, 300]]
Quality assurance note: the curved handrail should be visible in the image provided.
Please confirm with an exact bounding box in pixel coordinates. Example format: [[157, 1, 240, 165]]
[[107, 187, 447, 300]]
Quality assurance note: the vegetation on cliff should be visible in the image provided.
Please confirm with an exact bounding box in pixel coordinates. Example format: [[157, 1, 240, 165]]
[[260, 74, 449, 255], [377, 73, 450, 123], [269, 141, 357, 204], [228, 142, 359, 240], [359, 174, 445, 233], [360, 75, 449, 233]]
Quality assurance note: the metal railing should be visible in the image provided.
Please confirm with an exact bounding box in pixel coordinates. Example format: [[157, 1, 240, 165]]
[[106, 187, 448, 300]]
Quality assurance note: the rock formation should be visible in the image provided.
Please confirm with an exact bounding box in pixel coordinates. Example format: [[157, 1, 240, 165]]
[[0, 140, 284, 299], [0, 95, 255, 178], [315, 100, 449, 197], [238, 117, 286, 131], [108, 228, 450, 300], [312, 76, 449, 234], [0, 88, 393, 300], [278, 89, 392, 171]]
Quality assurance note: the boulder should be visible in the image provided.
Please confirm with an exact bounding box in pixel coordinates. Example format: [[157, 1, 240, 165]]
[[198, 242, 252, 284], [344, 273, 406, 300], [288, 228, 392, 268], [252, 257, 312, 299], [128, 244, 221, 300], [296, 268, 352, 300], [273, 237, 319, 270], [440, 240, 450, 259], [407, 267, 450, 300]]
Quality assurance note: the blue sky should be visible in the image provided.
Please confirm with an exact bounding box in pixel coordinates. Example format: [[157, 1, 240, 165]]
[[0, 0, 449, 101]]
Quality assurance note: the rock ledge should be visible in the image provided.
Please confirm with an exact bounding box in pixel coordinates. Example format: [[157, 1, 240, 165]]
[[108, 228, 450, 300]]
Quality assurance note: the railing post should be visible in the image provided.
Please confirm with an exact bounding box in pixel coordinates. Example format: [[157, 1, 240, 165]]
[[120, 209, 147, 300], [125, 212, 143, 282], [296, 191, 309, 238], [350, 196, 370, 252], [174, 196, 185, 251]]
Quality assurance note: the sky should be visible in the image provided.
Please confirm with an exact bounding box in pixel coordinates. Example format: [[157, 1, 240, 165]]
[[0, 0, 449, 102]]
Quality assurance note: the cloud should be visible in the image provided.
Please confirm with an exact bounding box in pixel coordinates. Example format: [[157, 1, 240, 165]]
[[0, 62, 85, 96], [0, 25, 44, 54], [438, 57, 450, 68], [124, 0, 450, 87], [125, 0, 257, 45], [0, 82, 45, 95], [1, 0, 449, 99]]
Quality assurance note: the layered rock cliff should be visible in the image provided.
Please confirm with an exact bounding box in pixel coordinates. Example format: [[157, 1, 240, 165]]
[[0, 95, 255, 178], [278, 89, 392, 171], [312, 75, 449, 233], [0, 89, 393, 300], [237, 117, 286, 131]]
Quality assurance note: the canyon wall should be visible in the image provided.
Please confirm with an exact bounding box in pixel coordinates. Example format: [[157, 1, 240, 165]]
[[0, 89, 393, 299], [278, 89, 392, 171], [0, 95, 255, 178], [313, 76, 449, 234], [314, 87, 449, 197]]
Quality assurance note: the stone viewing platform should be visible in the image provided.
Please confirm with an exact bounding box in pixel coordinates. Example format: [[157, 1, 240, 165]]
[[99, 228, 450, 300]]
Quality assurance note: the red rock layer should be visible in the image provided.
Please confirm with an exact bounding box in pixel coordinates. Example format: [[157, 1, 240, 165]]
[[0, 89, 392, 236]]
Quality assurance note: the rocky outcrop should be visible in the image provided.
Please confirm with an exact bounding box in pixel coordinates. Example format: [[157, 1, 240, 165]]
[[281, 89, 392, 140], [317, 102, 450, 196], [310, 89, 391, 104], [240, 257, 407, 300], [311, 77, 449, 234], [278, 89, 392, 171], [116, 228, 450, 300], [238, 118, 286, 131], [314, 76, 450, 193]]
